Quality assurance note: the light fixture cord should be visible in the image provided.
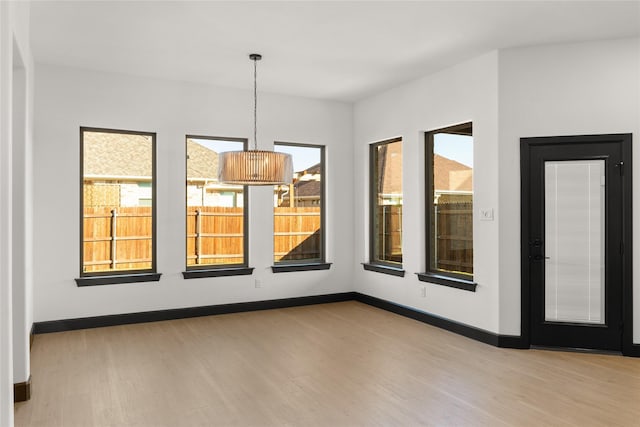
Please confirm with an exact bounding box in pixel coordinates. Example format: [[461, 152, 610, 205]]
[[253, 57, 258, 151]]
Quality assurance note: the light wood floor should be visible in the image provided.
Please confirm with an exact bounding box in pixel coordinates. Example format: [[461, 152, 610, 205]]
[[14, 301, 640, 426]]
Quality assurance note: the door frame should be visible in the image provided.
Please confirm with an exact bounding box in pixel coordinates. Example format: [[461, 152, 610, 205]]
[[520, 133, 633, 355]]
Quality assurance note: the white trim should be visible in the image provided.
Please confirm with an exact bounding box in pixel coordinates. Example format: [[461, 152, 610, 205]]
[[0, 2, 15, 423]]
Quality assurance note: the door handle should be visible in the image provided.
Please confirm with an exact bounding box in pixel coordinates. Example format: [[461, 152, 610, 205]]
[[529, 238, 545, 262], [529, 255, 550, 262]]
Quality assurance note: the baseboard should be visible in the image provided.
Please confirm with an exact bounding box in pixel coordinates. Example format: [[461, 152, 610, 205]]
[[32, 290, 527, 350], [30, 289, 637, 356], [626, 343, 640, 357], [497, 334, 529, 349], [14, 375, 31, 402], [353, 293, 527, 349], [34, 292, 358, 334]]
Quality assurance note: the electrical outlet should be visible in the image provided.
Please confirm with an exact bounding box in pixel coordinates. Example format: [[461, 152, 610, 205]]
[[254, 279, 262, 288], [479, 208, 494, 221], [420, 286, 427, 297]]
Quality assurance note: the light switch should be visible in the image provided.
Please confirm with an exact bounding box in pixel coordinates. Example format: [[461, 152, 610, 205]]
[[479, 208, 494, 221]]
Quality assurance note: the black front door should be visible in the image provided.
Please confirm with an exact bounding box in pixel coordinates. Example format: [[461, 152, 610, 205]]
[[521, 134, 631, 352]]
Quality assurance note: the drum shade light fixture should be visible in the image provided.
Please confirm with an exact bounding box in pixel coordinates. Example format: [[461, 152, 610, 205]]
[[218, 54, 293, 185]]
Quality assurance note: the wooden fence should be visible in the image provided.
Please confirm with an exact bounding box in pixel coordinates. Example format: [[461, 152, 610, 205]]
[[185, 206, 323, 264], [83, 203, 470, 272], [434, 201, 473, 274], [375, 205, 403, 263], [83, 207, 153, 273], [374, 202, 473, 273], [186, 206, 245, 266], [274, 207, 321, 261], [83, 206, 322, 272]]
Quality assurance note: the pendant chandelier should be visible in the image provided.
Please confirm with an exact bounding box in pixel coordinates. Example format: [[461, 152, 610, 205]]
[[218, 54, 293, 185]]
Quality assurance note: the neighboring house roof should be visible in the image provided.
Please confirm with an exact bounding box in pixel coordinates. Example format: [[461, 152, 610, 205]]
[[434, 154, 472, 192], [374, 141, 472, 196], [295, 179, 321, 198], [84, 132, 219, 181], [375, 141, 475, 195], [279, 163, 322, 200], [294, 163, 321, 198], [85, 131, 470, 194], [378, 142, 402, 195], [186, 139, 219, 181], [299, 163, 321, 175], [84, 131, 153, 178], [287, 153, 473, 201]]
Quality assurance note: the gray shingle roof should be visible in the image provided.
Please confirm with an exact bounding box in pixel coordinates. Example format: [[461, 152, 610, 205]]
[[83, 131, 153, 178], [83, 131, 219, 180], [186, 139, 219, 181], [293, 163, 321, 197], [295, 179, 321, 198]]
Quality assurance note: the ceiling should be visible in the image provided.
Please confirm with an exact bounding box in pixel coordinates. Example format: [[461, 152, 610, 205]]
[[30, 1, 640, 102]]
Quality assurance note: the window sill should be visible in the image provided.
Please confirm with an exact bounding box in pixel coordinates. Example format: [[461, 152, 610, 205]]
[[75, 273, 162, 287], [416, 272, 477, 292], [271, 263, 332, 273], [362, 263, 405, 277], [182, 267, 254, 279]]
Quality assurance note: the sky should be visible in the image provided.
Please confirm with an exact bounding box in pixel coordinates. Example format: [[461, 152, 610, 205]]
[[274, 144, 320, 171], [434, 133, 473, 168]]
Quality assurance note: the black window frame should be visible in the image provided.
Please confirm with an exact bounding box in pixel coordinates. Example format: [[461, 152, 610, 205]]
[[76, 127, 160, 286], [271, 141, 330, 272], [418, 122, 476, 292], [363, 137, 405, 276], [182, 135, 253, 279]]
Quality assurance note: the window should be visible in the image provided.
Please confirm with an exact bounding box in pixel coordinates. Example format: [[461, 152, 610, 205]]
[[364, 137, 404, 276], [272, 143, 328, 271], [185, 136, 250, 276], [78, 127, 159, 285], [420, 122, 476, 291]]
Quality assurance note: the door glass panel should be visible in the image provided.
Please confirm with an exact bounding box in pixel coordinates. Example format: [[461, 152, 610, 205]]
[[544, 160, 605, 324]]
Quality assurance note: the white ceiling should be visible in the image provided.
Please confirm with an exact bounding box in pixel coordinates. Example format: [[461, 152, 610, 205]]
[[30, 1, 640, 102]]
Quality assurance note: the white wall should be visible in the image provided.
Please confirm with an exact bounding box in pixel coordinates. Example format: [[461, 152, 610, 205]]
[[1, 0, 33, 424], [353, 52, 501, 333], [353, 37, 640, 342], [33, 64, 353, 322], [0, 3, 12, 422], [11, 28, 33, 390], [497, 38, 640, 340]]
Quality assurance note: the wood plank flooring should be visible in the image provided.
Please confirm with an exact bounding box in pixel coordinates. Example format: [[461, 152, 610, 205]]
[[14, 301, 640, 426]]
